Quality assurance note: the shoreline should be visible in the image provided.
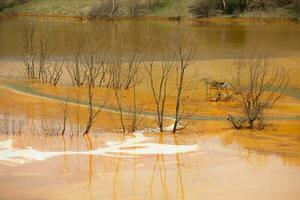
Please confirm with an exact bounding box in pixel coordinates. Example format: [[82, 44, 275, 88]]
[[0, 78, 299, 121], [0, 12, 299, 24]]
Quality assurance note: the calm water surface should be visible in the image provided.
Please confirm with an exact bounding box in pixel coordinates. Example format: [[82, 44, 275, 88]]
[[0, 17, 300, 59], [1, 17, 300, 200], [0, 133, 300, 200]]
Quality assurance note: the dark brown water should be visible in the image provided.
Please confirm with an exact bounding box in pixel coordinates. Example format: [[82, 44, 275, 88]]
[[0, 17, 300, 59]]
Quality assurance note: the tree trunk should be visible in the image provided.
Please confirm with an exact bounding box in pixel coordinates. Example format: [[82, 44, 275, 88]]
[[222, 0, 227, 12]]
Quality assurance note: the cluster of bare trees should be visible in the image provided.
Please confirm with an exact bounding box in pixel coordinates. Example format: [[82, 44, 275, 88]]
[[22, 23, 64, 86], [228, 56, 289, 130], [144, 35, 198, 133], [20, 24, 200, 135], [19, 25, 291, 135]]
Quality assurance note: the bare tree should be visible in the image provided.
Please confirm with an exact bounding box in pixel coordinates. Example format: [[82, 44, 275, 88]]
[[98, 55, 110, 87], [112, 63, 143, 133], [46, 58, 65, 86], [229, 56, 289, 129], [222, 0, 227, 12], [22, 23, 65, 86], [128, 78, 145, 133], [22, 23, 51, 82], [83, 74, 105, 136], [84, 52, 105, 88], [123, 48, 142, 90], [67, 37, 87, 87], [22, 23, 36, 80], [112, 58, 126, 133], [144, 51, 174, 132], [60, 98, 69, 136], [172, 35, 197, 133], [38, 28, 51, 83]]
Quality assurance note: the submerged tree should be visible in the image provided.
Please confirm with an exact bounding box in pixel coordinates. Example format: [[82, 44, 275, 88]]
[[111, 47, 143, 133], [83, 75, 105, 136], [22, 23, 50, 82], [144, 50, 174, 132], [67, 37, 87, 87], [172, 34, 197, 133], [21, 23, 65, 85], [228, 56, 289, 129]]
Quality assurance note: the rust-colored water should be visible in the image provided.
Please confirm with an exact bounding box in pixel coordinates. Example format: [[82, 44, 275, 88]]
[[1, 132, 300, 200], [0, 17, 300, 200], [0, 17, 300, 58]]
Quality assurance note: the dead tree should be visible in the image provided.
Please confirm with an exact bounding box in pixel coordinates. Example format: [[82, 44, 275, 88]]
[[128, 79, 140, 132], [230, 56, 289, 129], [84, 38, 110, 88], [38, 29, 51, 83], [67, 37, 87, 87], [144, 52, 174, 132], [22, 23, 36, 80], [123, 49, 142, 90], [222, 0, 227, 12], [60, 98, 69, 136], [84, 54, 105, 88], [22, 23, 51, 82], [83, 74, 104, 136], [112, 62, 126, 133], [112, 62, 142, 133], [172, 36, 196, 133], [22, 23, 65, 86], [98, 55, 110, 87], [46, 58, 65, 86], [106, 52, 123, 88]]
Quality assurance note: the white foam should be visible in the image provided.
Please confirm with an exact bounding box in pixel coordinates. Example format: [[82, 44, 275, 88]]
[[135, 124, 183, 134], [0, 133, 199, 165], [0, 139, 13, 150]]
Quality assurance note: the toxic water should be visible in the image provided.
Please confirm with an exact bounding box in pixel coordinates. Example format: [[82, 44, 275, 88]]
[[0, 17, 300, 59], [0, 132, 300, 200], [0, 17, 300, 200]]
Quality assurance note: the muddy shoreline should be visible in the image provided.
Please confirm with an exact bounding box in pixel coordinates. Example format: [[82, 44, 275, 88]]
[[0, 12, 299, 24]]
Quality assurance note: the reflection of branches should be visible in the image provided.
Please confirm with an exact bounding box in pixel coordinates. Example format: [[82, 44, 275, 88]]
[[84, 134, 94, 200], [41, 118, 61, 136], [145, 134, 171, 200], [0, 112, 26, 135], [173, 134, 185, 200], [131, 154, 137, 199], [113, 134, 125, 200]]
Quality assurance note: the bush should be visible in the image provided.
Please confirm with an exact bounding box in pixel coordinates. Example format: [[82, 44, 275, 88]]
[[248, 0, 293, 10], [127, 2, 148, 17], [89, 0, 120, 19], [0, 0, 31, 12], [224, 0, 247, 14], [189, 0, 216, 17]]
